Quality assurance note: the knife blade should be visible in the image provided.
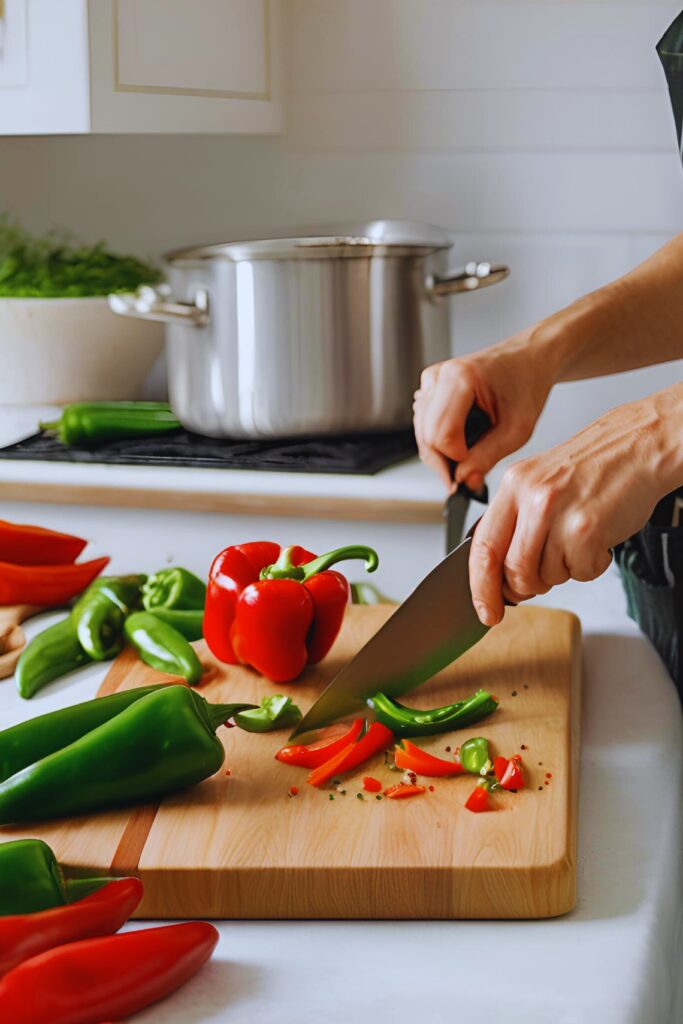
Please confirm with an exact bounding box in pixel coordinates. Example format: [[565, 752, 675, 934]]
[[290, 535, 489, 740]]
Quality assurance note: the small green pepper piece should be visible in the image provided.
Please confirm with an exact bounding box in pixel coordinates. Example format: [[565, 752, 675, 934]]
[[147, 607, 204, 641], [15, 617, 92, 700], [234, 695, 302, 733], [0, 686, 256, 824], [459, 737, 491, 775], [142, 567, 206, 612], [369, 689, 498, 738], [40, 402, 180, 447], [124, 611, 203, 684], [72, 575, 146, 660], [0, 839, 112, 916]]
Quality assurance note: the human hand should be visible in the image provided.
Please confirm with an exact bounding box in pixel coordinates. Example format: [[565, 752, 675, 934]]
[[413, 332, 558, 493], [468, 392, 678, 625]]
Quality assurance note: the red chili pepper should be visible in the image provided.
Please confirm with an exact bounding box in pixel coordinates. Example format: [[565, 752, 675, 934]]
[[0, 921, 219, 1024], [394, 739, 465, 777], [464, 784, 493, 812], [0, 556, 110, 606], [500, 754, 525, 791], [275, 719, 364, 768], [0, 878, 142, 978], [363, 776, 382, 792], [0, 520, 87, 566], [307, 722, 394, 788], [204, 541, 379, 682], [384, 782, 426, 800]]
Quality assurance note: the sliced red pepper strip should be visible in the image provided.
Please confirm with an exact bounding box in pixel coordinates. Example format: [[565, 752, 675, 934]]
[[493, 755, 509, 782], [0, 921, 218, 1024], [0, 556, 110, 606], [384, 782, 426, 800], [464, 784, 493, 813], [307, 722, 394, 788], [0, 520, 87, 566], [394, 739, 465, 777], [500, 754, 525, 791], [363, 776, 382, 793], [0, 877, 143, 978], [275, 719, 364, 768]]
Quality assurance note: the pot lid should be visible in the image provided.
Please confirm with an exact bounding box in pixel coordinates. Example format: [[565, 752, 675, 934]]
[[166, 221, 453, 263]]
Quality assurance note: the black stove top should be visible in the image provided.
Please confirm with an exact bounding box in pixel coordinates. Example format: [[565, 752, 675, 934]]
[[0, 428, 418, 475]]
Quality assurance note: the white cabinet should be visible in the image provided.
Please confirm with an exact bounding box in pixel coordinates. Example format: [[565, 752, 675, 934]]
[[0, 0, 284, 134]]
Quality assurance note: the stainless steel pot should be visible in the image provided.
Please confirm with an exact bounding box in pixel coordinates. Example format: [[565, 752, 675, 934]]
[[109, 221, 508, 439]]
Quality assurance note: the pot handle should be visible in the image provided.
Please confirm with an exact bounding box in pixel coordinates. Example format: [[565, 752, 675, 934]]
[[427, 261, 509, 299], [108, 285, 210, 327]]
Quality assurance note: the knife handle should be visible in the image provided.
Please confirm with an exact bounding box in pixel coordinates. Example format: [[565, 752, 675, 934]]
[[448, 404, 491, 502]]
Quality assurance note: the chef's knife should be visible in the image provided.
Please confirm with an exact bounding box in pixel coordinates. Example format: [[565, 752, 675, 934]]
[[290, 533, 488, 740]]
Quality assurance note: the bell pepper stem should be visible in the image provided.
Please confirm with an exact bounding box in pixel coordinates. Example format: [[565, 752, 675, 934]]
[[206, 702, 258, 732], [39, 419, 60, 433], [262, 545, 379, 582]]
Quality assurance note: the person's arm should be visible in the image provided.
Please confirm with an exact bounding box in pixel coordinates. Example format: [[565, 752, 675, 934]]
[[414, 233, 683, 493], [468, 381, 683, 626]]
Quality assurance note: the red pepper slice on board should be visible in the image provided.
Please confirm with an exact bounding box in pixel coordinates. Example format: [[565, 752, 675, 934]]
[[363, 776, 382, 793], [275, 719, 364, 768], [204, 541, 378, 682], [384, 783, 426, 800], [0, 556, 110, 606], [394, 739, 465, 777], [464, 784, 493, 813], [500, 754, 525, 791], [0, 921, 219, 1024], [0, 878, 143, 978], [307, 722, 394, 788], [0, 520, 87, 566], [493, 756, 509, 782]]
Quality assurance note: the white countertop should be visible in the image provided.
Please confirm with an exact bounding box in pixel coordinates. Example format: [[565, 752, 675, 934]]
[[2, 569, 681, 1024]]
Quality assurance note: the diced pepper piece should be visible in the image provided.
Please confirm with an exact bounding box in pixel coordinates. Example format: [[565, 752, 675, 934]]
[[307, 722, 394, 788], [493, 756, 509, 782], [363, 776, 382, 793], [394, 739, 464, 777], [464, 784, 493, 813], [275, 719, 364, 768], [384, 783, 426, 800], [500, 754, 525, 791]]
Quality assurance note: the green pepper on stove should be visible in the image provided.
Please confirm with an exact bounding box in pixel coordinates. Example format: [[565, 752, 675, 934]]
[[146, 607, 204, 641], [40, 402, 180, 447], [142, 568, 206, 612], [15, 617, 92, 700], [369, 689, 498, 738], [234, 695, 302, 733], [459, 737, 491, 776], [72, 574, 146, 661], [124, 612, 203, 684], [0, 839, 113, 917], [0, 685, 257, 824]]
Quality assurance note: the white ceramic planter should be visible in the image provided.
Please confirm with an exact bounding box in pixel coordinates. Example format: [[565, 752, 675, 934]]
[[0, 298, 164, 403]]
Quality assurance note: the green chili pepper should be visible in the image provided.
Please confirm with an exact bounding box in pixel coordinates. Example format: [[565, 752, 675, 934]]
[[40, 402, 180, 447], [0, 839, 112, 916], [0, 685, 167, 783], [369, 689, 498, 738], [0, 686, 256, 824], [124, 612, 203, 684], [15, 617, 92, 700], [234, 695, 302, 733], [459, 737, 491, 775], [142, 567, 206, 612], [71, 575, 146, 661], [147, 607, 204, 641]]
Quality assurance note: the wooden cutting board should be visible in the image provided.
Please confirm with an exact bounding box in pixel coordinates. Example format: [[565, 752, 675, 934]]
[[0, 605, 581, 919]]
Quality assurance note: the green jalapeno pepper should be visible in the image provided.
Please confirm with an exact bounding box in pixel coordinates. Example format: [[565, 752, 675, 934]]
[[234, 695, 302, 733], [0, 839, 112, 916], [15, 617, 92, 700], [0, 685, 256, 824], [142, 568, 206, 612], [40, 402, 180, 447], [146, 607, 204, 641], [124, 612, 203, 684], [72, 575, 146, 661], [369, 688, 498, 738], [459, 736, 491, 775]]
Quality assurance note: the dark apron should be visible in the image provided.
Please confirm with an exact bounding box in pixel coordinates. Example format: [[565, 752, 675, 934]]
[[612, 16, 683, 697]]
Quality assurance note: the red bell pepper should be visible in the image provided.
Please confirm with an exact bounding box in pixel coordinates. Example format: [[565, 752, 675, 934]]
[[384, 782, 426, 800], [0, 921, 218, 1024], [499, 754, 525, 791], [493, 756, 509, 782], [275, 718, 364, 768], [204, 541, 379, 682], [394, 739, 465, 777], [307, 722, 394, 788], [0, 556, 110, 606], [363, 776, 382, 793], [464, 784, 493, 813], [0, 877, 143, 978], [0, 520, 87, 566]]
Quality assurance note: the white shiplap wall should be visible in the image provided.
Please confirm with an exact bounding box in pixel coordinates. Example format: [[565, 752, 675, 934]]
[[0, 0, 682, 451]]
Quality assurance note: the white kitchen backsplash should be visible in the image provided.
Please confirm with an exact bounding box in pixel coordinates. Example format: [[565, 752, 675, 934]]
[[1, 0, 682, 455]]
